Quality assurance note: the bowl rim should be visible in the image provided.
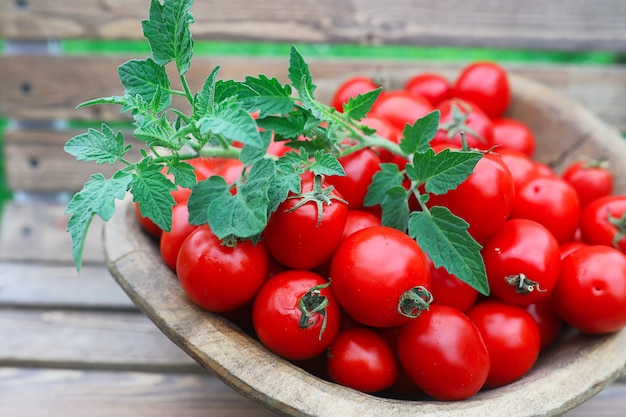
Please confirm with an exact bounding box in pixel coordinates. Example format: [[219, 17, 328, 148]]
[[104, 74, 626, 417]]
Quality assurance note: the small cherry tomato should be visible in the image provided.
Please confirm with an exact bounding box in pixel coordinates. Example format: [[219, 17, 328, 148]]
[[397, 305, 490, 400], [326, 148, 382, 209], [252, 270, 341, 360], [327, 327, 399, 393], [159, 203, 197, 271], [428, 257, 478, 313], [553, 245, 626, 334], [404, 72, 453, 106], [430, 98, 494, 150], [341, 209, 381, 240], [491, 117, 536, 157], [467, 300, 541, 388], [580, 195, 626, 253], [330, 226, 431, 327], [135, 202, 163, 238], [482, 219, 561, 306], [525, 297, 563, 350], [562, 159, 614, 208], [370, 90, 434, 132], [454, 61, 511, 119]]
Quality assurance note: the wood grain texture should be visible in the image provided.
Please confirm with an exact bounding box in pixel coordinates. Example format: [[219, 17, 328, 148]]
[[0, 309, 201, 372], [1, 0, 626, 51], [102, 77, 626, 416]]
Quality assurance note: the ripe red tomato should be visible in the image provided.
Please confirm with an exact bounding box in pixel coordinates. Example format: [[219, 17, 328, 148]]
[[467, 300, 541, 389], [427, 257, 478, 313], [559, 240, 589, 259], [252, 270, 341, 360], [134, 202, 163, 238], [341, 209, 381, 240], [326, 327, 399, 393], [562, 159, 614, 208], [525, 297, 563, 351], [482, 219, 561, 306], [491, 117, 536, 158], [553, 245, 626, 334], [453, 61, 511, 119], [176, 225, 269, 312], [159, 203, 197, 271], [404, 72, 453, 106], [510, 176, 580, 244], [427, 152, 515, 244], [370, 90, 434, 132], [430, 98, 494, 150], [579, 195, 626, 253], [397, 305, 490, 400], [331, 76, 379, 112], [329, 226, 431, 327], [263, 176, 348, 270], [496, 148, 541, 191], [325, 148, 382, 209]]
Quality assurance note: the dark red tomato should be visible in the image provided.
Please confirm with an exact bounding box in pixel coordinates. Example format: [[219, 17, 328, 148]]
[[263, 176, 348, 270], [360, 116, 402, 163], [159, 203, 197, 272], [428, 257, 478, 313], [430, 98, 494, 150], [397, 305, 490, 401], [370, 90, 434, 132], [467, 300, 541, 389], [580, 195, 626, 253], [496, 148, 541, 191], [453, 61, 511, 119], [553, 245, 626, 334], [341, 209, 381, 240], [252, 270, 341, 360], [525, 297, 563, 350], [326, 149, 381, 209], [329, 226, 431, 327], [134, 202, 163, 238], [404, 72, 453, 106], [491, 117, 536, 158], [482, 219, 561, 306], [427, 152, 515, 244], [510, 176, 580, 244], [331, 76, 379, 112], [562, 159, 614, 208], [326, 327, 399, 393], [176, 225, 269, 312], [559, 240, 589, 259]]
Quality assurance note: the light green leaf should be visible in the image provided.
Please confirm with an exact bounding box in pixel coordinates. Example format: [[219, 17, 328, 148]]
[[64, 124, 128, 165], [409, 206, 488, 295], [166, 160, 197, 189], [406, 148, 482, 195], [310, 151, 346, 177], [399, 110, 440, 155], [343, 88, 382, 121], [118, 58, 171, 112], [130, 159, 177, 232], [187, 175, 231, 225], [197, 99, 263, 148], [243, 75, 294, 117], [364, 163, 405, 207]]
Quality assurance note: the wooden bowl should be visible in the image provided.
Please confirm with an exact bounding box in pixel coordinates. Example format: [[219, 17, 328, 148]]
[[104, 74, 626, 417]]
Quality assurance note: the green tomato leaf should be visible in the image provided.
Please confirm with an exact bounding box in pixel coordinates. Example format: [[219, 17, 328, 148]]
[[380, 185, 411, 232], [64, 124, 128, 165], [343, 88, 382, 121], [288, 46, 314, 93], [197, 99, 263, 148], [194, 66, 221, 117], [187, 175, 231, 225], [118, 58, 171, 112], [406, 148, 482, 195], [310, 150, 346, 177], [130, 159, 177, 232], [409, 206, 488, 295], [134, 113, 177, 149], [243, 75, 294, 117], [267, 164, 302, 213], [240, 130, 272, 166], [166, 160, 197, 189], [256, 115, 305, 139], [142, 0, 194, 75], [65, 171, 133, 271], [400, 110, 440, 155], [207, 158, 275, 239], [364, 163, 406, 207]]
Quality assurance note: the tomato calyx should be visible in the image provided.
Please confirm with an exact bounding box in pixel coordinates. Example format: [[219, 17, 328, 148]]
[[439, 102, 485, 143], [398, 286, 434, 318], [607, 211, 626, 248], [286, 174, 348, 227], [298, 281, 332, 340], [504, 274, 546, 295]]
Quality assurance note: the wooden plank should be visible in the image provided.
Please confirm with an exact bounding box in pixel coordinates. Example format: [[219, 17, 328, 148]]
[[0, 262, 134, 309], [0, 367, 279, 417], [1, 0, 626, 52], [0, 367, 622, 417], [0, 201, 105, 264], [1, 55, 625, 131], [0, 308, 201, 372]]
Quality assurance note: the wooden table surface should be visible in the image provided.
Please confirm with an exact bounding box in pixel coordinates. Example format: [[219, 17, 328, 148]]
[[0, 200, 625, 416]]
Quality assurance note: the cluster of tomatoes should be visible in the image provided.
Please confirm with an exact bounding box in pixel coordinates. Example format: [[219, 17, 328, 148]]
[[135, 61, 626, 402]]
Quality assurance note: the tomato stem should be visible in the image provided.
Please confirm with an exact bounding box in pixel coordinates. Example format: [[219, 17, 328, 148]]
[[398, 286, 433, 318], [607, 212, 626, 249], [286, 175, 348, 227], [298, 281, 332, 341], [504, 274, 546, 295]]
